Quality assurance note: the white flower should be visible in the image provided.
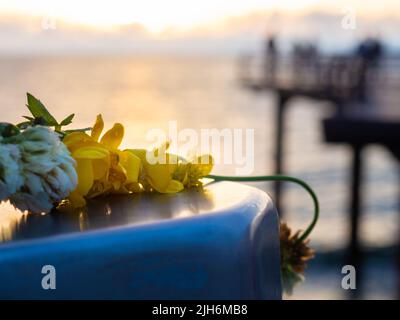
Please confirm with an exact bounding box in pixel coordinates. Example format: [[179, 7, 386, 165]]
[[9, 126, 77, 214], [0, 143, 23, 201]]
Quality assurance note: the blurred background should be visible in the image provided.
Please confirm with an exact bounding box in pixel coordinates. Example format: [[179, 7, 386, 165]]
[[0, 0, 399, 299]]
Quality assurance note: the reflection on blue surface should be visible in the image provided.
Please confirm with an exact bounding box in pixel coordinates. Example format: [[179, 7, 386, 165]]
[[0, 182, 281, 299]]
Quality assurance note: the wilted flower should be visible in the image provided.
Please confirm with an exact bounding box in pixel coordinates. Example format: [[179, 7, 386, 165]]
[[0, 143, 23, 201], [8, 126, 77, 214], [280, 222, 315, 295]]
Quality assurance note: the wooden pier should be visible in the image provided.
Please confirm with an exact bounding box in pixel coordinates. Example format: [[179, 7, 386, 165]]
[[241, 52, 400, 298]]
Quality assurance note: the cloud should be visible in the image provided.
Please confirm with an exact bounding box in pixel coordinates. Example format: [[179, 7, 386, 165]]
[[0, 10, 399, 55]]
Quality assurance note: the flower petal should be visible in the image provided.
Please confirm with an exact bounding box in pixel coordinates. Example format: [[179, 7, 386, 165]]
[[63, 132, 96, 152], [91, 114, 104, 141], [154, 141, 170, 156], [125, 149, 147, 162], [164, 179, 184, 193], [126, 148, 178, 192], [75, 159, 94, 196], [92, 159, 109, 180], [119, 150, 140, 183], [145, 162, 174, 192], [193, 154, 214, 176], [100, 123, 124, 149], [72, 146, 109, 159]]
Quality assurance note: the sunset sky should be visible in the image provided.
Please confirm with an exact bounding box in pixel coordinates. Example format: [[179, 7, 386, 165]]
[[0, 0, 399, 54], [3, 0, 316, 32], [0, 0, 398, 32]]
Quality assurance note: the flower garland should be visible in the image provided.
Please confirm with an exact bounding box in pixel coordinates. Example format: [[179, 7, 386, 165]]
[[0, 93, 319, 295]]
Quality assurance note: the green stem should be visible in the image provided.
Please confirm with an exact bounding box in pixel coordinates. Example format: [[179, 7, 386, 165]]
[[206, 174, 319, 243]]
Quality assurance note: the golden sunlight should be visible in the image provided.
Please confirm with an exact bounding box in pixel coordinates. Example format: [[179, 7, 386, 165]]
[[0, 0, 399, 34], [0, 0, 340, 33]]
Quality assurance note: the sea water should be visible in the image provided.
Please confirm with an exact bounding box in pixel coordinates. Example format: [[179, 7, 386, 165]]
[[0, 55, 398, 299]]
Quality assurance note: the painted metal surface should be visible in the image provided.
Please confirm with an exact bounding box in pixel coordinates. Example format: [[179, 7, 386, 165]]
[[0, 181, 281, 299]]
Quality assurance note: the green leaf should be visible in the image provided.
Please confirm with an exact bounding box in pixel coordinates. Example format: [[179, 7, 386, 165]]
[[16, 121, 31, 129], [60, 113, 75, 126], [22, 116, 34, 121], [26, 93, 58, 126]]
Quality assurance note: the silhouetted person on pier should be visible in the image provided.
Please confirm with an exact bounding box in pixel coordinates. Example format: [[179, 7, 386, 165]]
[[354, 37, 384, 102], [357, 37, 383, 66], [264, 35, 277, 85]]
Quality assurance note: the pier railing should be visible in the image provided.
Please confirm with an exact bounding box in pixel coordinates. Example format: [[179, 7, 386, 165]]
[[240, 52, 400, 298]]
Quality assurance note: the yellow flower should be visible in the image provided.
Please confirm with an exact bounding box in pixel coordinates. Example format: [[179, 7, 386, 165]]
[[173, 154, 214, 188], [126, 144, 213, 193], [126, 142, 183, 193], [63, 115, 141, 207], [62, 115, 214, 207]]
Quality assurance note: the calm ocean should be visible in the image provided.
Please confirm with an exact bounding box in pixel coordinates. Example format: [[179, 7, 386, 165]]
[[0, 55, 398, 299]]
